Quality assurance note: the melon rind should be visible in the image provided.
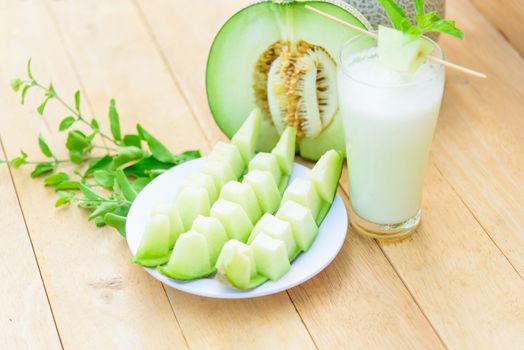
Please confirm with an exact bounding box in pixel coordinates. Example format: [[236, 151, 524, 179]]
[[132, 214, 171, 267]]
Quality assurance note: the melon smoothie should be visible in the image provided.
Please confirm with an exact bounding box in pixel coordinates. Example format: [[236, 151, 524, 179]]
[[337, 34, 445, 240]]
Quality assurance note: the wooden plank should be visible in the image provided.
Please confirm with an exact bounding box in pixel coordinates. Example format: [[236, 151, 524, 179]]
[[0, 1, 187, 349], [136, 0, 447, 348], [0, 152, 62, 349], [43, 0, 317, 348], [468, 0, 524, 57]]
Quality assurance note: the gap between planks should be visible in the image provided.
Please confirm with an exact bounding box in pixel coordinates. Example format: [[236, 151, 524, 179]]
[[0, 136, 65, 350]]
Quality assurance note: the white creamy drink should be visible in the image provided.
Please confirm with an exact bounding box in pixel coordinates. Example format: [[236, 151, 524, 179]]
[[338, 47, 444, 226]]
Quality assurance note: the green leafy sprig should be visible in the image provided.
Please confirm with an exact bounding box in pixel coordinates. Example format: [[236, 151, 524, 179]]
[[378, 0, 464, 39], [4, 59, 201, 237]]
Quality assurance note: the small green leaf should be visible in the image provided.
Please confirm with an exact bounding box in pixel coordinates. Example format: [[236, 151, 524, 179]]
[[31, 162, 55, 177], [428, 19, 464, 39], [84, 155, 114, 177], [114, 170, 137, 201], [37, 97, 50, 116], [44, 172, 69, 187], [377, 0, 409, 31], [79, 183, 103, 201], [104, 213, 126, 237], [74, 90, 81, 112], [136, 124, 175, 163], [38, 134, 53, 158], [171, 150, 201, 164], [55, 196, 70, 207], [46, 83, 56, 98], [94, 216, 107, 227], [69, 149, 84, 164], [88, 202, 119, 221], [131, 177, 151, 193], [90, 118, 100, 131], [59, 116, 76, 131], [21, 85, 31, 105], [108, 98, 121, 141], [123, 156, 173, 178], [93, 170, 115, 189], [66, 130, 90, 151], [55, 181, 80, 190], [10, 150, 28, 168], [11, 78, 23, 92], [123, 134, 142, 148], [27, 58, 33, 80], [113, 146, 145, 168], [414, 0, 424, 21]]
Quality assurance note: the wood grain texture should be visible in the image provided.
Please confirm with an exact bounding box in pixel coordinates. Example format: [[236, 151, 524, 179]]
[[0, 157, 62, 349], [0, 1, 187, 349], [468, 0, 524, 57], [45, 0, 316, 348]]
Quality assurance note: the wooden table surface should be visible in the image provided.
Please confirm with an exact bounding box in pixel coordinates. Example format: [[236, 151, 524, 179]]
[[1, 0, 524, 349]]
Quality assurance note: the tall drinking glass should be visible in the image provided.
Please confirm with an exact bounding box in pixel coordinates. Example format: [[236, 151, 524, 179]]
[[337, 34, 445, 241]]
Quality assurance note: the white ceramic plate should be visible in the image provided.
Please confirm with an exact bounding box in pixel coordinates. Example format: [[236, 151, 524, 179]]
[[126, 157, 348, 299]]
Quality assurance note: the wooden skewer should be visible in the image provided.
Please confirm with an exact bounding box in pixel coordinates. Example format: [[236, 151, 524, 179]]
[[305, 5, 487, 79]]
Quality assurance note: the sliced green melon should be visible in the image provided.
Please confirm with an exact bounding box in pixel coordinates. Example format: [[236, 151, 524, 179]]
[[282, 178, 321, 222], [248, 152, 282, 191], [307, 149, 342, 203], [132, 214, 171, 267], [210, 199, 253, 242], [151, 202, 185, 248], [248, 213, 298, 260], [231, 108, 262, 164], [208, 141, 245, 178], [191, 215, 228, 266], [176, 187, 210, 230], [242, 170, 281, 213], [377, 25, 434, 74], [182, 172, 218, 204], [219, 181, 261, 224], [276, 200, 318, 252], [251, 233, 291, 281], [215, 240, 267, 290], [271, 126, 296, 175], [200, 160, 236, 191], [206, 0, 371, 160], [157, 230, 215, 280]]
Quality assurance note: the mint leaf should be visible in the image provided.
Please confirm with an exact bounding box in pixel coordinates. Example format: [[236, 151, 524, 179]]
[[74, 90, 81, 112], [59, 116, 76, 131], [37, 97, 50, 115], [428, 19, 464, 39], [93, 170, 115, 189], [38, 134, 53, 158], [414, 0, 424, 22], [27, 58, 33, 80], [21, 85, 31, 105], [108, 98, 121, 141], [123, 134, 142, 148], [55, 180, 80, 190], [10, 150, 28, 168], [66, 130, 90, 151], [104, 213, 126, 237], [136, 124, 175, 163], [377, 0, 409, 31], [88, 202, 119, 221], [11, 78, 23, 92], [44, 172, 69, 187], [113, 146, 144, 168], [84, 155, 114, 177], [79, 183, 103, 201], [31, 162, 55, 177], [115, 170, 137, 201]]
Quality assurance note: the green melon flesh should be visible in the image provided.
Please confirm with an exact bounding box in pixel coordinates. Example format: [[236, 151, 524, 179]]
[[248, 152, 283, 191], [182, 172, 218, 204], [132, 214, 171, 267], [157, 230, 215, 280], [206, 1, 369, 159], [271, 127, 296, 175], [242, 170, 281, 214], [219, 181, 262, 224], [210, 199, 253, 242], [307, 149, 343, 203], [282, 178, 321, 222], [191, 215, 228, 266], [377, 26, 434, 74], [297, 112, 346, 161], [251, 233, 291, 281], [176, 187, 210, 230], [208, 141, 245, 178], [200, 160, 237, 191], [231, 108, 262, 164], [276, 200, 318, 252], [152, 202, 185, 248], [216, 240, 267, 290], [248, 213, 298, 260]]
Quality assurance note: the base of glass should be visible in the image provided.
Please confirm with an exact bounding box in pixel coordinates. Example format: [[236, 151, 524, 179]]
[[349, 208, 421, 242]]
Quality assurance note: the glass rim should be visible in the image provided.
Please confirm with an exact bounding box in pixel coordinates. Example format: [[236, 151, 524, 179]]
[[338, 32, 445, 89]]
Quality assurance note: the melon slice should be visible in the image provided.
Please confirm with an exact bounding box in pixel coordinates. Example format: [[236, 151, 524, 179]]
[[377, 25, 434, 74], [215, 240, 267, 290], [206, 0, 371, 159], [151, 202, 184, 248], [248, 152, 282, 190], [307, 149, 342, 203], [271, 126, 296, 176], [219, 181, 261, 224], [208, 141, 245, 178], [248, 213, 298, 260], [251, 233, 291, 281], [157, 230, 215, 280], [200, 160, 236, 191], [210, 199, 253, 242], [176, 187, 210, 230], [191, 215, 228, 266], [282, 178, 321, 222], [242, 170, 281, 213], [231, 108, 262, 164], [276, 200, 319, 252], [132, 213, 171, 267], [181, 172, 218, 204]]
